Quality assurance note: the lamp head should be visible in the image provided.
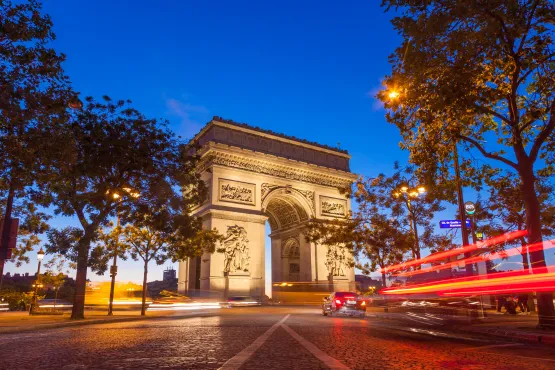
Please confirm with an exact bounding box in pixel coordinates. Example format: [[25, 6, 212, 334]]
[[37, 248, 45, 261]]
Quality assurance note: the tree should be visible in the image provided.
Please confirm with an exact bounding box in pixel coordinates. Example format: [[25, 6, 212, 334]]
[[355, 214, 411, 287], [0, 0, 73, 278], [124, 223, 222, 316], [40, 96, 206, 319], [480, 171, 555, 270], [360, 164, 445, 261], [305, 216, 357, 281], [380, 0, 555, 328]]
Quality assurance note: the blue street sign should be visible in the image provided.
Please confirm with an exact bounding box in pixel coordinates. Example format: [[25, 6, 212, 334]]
[[439, 219, 471, 229]]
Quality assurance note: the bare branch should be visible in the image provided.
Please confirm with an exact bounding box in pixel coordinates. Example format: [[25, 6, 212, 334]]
[[457, 135, 518, 169], [516, 0, 539, 56], [472, 103, 515, 127], [530, 100, 555, 162]]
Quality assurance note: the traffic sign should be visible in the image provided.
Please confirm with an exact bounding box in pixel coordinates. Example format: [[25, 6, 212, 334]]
[[439, 219, 471, 229], [465, 201, 476, 215]]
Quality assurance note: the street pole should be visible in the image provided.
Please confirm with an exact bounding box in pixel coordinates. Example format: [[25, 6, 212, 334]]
[[470, 215, 477, 245], [107, 215, 120, 316], [453, 143, 473, 276], [406, 198, 421, 261], [29, 255, 43, 315]]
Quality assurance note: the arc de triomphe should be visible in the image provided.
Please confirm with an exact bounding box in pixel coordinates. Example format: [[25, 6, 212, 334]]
[[178, 117, 357, 298]]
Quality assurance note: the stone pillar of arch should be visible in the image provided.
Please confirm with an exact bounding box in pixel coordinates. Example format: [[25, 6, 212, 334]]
[[179, 118, 357, 299]]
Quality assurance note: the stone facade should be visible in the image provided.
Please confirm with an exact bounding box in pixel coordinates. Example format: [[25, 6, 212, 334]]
[[178, 118, 357, 298]]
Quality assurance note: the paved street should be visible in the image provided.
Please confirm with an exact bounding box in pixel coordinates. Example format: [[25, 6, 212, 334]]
[[1, 306, 555, 370]]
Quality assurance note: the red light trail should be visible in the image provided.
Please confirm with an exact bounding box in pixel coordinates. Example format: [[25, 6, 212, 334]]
[[381, 230, 528, 274], [392, 240, 554, 278]]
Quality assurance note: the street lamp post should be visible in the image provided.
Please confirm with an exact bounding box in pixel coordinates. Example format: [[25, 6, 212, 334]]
[[29, 248, 45, 315], [107, 214, 120, 316], [107, 187, 139, 316], [453, 143, 474, 277], [393, 184, 426, 261]]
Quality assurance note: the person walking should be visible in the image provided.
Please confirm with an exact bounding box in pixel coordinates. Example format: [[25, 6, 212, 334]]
[[517, 294, 529, 314]]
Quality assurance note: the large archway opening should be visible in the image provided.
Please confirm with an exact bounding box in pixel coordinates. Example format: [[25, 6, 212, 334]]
[[262, 189, 315, 297]]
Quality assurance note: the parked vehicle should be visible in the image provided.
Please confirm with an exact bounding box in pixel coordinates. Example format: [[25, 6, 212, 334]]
[[322, 292, 366, 317]]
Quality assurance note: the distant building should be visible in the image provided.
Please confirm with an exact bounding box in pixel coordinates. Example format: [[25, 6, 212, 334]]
[[163, 267, 176, 282], [147, 267, 178, 297], [355, 275, 382, 293]]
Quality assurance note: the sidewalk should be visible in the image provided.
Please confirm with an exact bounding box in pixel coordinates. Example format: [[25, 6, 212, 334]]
[[0, 308, 215, 334], [366, 307, 555, 347]]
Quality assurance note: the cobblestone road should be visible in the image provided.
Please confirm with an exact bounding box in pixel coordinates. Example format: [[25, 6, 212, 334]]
[[1, 307, 555, 369]]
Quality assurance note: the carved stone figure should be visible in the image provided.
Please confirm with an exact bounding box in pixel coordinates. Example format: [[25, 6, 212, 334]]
[[325, 244, 352, 277], [221, 225, 250, 273]]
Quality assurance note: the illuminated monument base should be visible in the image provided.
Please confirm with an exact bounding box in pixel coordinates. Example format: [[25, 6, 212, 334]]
[[178, 118, 357, 298]]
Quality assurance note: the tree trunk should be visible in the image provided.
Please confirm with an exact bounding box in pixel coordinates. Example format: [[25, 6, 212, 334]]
[[71, 237, 91, 320], [520, 237, 530, 272], [141, 261, 148, 316], [381, 271, 387, 288], [0, 184, 15, 282], [412, 216, 421, 261], [520, 164, 555, 328]]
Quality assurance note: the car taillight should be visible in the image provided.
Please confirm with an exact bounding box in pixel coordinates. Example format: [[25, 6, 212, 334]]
[[335, 299, 342, 304], [361, 301, 366, 306]]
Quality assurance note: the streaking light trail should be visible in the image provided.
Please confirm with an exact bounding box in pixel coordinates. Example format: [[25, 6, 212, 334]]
[[392, 240, 554, 278], [380, 267, 555, 296], [381, 230, 528, 274]]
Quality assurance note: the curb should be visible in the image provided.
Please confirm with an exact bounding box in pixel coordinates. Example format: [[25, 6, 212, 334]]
[[454, 325, 555, 347], [367, 311, 555, 348], [0, 311, 216, 335]]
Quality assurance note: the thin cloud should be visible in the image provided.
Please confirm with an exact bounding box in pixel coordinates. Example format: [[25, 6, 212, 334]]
[[165, 97, 209, 139]]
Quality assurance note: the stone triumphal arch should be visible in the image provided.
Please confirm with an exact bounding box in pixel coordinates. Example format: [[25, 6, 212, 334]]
[[178, 118, 357, 298]]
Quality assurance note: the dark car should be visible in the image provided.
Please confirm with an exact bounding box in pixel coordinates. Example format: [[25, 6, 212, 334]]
[[224, 296, 262, 307], [322, 292, 366, 317]]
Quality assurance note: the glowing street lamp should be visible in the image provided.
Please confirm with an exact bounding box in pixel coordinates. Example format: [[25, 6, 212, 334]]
[[107, 187, 140, 316], [393, 184, 426, 260], [29, 248, 45, 315], [388, 90, 400, 100]]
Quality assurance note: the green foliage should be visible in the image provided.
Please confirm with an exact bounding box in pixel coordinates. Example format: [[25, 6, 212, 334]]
[[0, 290, 35, 311], [39, 96, 205, 319], [0, 0, 73, 205], [380, 0, 555, 326], [356, 165, 453, 257], [91, 222, 129, 275], [0, 198, 51, 266]]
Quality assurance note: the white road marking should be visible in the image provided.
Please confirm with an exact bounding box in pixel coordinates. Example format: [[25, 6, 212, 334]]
[[281, 324, 351, 370], [218, 314, 290, 370]]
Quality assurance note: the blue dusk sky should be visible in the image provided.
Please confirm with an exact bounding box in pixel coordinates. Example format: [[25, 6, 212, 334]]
[[8, 1, 538, 285]]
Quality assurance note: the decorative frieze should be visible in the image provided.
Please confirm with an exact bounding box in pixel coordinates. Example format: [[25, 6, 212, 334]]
[[199, 151, 354, 189], [201, 210, 268, 224], [218, 179, 255, 206], [320, 196, 347, 217]]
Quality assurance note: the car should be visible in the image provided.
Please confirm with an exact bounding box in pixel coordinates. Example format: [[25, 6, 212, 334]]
[[224, 296, 262, 307], [322, 292, 366, 318]]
